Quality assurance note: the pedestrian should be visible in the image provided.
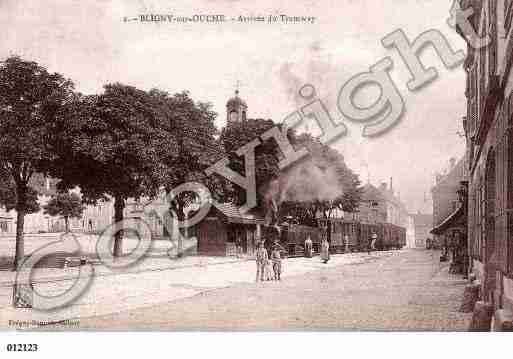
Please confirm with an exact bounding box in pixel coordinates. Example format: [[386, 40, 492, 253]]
[[272, 239, 285, 252], [320, 238, 330, 264], [305, 236, 313, 258], [264, 258, 273, 280], [255, 241, 268, 282], [235, 237, 242, 258], [371, 232, 377, 251], [271, 245, 282, 280], [344, 234, 350, 253]]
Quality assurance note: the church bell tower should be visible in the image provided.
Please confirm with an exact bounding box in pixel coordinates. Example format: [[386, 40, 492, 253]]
[[226, 88, 247, 123]]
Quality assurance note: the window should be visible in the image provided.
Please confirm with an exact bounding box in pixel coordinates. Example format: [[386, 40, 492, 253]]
[[506, 0, 513, 34]]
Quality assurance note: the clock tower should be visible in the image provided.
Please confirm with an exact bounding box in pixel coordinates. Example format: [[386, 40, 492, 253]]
[[226, 89, 247, 123]]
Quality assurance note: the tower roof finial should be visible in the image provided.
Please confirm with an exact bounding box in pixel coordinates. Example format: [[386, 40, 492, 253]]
[[235, 80, 241, 96]]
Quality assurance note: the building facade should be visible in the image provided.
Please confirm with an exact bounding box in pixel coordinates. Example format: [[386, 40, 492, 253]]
[[4, 173, 68, 234], [457, 0, 513, 316], [431, 157, 468, 248], [0, 205, 12, 236], [411, 213, 433, 248], [358, 181, 410, 229]]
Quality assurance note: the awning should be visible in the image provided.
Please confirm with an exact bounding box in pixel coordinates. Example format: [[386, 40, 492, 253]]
[[430, 206, 464, 235]]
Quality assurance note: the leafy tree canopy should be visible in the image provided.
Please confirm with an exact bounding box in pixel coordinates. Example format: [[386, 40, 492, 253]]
[[148, 90, 226, 219], [43, 192, 84, 219], [50, 83, 177, 204], [0, 56, 74, 199], [43, 192, 84, 232], [220, 118, 287, 210], [48, 83, 179, 255], [0, 170, 40, 213], [0, 56, 73, 268]]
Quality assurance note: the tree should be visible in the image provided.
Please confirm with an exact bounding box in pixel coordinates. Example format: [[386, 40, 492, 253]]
[[220, 118, 284, 211], [149, 90, 225, 218], [0, 170, 40, 215], [268, 134, 362, 226], [0, 56, 74, 269], [147, 90, 227, 255], [49, 83, 176, 257], [43, 192, 84, 232]]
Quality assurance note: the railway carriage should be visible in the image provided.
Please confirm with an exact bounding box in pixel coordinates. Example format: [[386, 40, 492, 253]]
[[282, 219, 406, 256]]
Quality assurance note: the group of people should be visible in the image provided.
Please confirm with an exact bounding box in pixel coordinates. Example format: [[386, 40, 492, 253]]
[[305, 236, 331, 263], [306, 232, 378, 259], [320, 238, 330, 263], [254, 233, 378, 282], [255, 241, 283, 282], [255, 237, 333, 282]]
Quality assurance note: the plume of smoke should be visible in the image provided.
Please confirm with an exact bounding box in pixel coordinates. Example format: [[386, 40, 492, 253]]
[[263, 156, 345, 225]]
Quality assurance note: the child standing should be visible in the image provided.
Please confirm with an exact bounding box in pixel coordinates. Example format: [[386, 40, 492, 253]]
[[255, 241, 268, 282], [271, 245, 282, 281], [264, 258, 273, 281]]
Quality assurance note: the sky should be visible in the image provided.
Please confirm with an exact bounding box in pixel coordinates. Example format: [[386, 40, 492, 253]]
[[0, 0, 467, 213]]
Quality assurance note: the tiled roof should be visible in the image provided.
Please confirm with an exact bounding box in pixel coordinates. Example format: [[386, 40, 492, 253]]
[[213, 202, 264, 225]]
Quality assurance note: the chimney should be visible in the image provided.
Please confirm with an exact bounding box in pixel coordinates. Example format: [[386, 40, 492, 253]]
[[389, 177, 393, 195]]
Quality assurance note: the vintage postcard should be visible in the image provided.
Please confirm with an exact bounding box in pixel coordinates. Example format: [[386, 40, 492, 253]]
[[0, 0, 512, 349]]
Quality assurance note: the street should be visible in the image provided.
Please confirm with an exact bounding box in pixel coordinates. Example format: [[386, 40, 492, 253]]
[[76, 249, 471, 330], [0, 242, 398, 329]]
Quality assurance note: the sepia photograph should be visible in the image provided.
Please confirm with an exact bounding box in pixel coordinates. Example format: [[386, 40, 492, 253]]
[[0, 0, 512, 355]]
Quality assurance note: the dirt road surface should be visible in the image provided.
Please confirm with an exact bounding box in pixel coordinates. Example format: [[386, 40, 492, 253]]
[[79, 250, 472, 330]]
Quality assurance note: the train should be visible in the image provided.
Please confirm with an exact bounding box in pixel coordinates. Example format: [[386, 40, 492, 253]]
[[263, 219, 406, 257]]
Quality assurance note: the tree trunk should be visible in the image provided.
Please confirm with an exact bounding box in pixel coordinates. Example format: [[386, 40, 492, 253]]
[[176, 201, 185, 258], [13, 182, 27, 271], [113, 196, 125, 257], [13, 209, 25, 271], [64, 216, 69, 233]]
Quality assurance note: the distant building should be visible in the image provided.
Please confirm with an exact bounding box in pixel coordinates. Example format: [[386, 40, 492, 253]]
[[431, 158, 466, 230], [5, 173, 68, 234], [226, 89, 247, 123], [429, 155, 468, 272], [0, 205, 12, 236], [410, 212, 433, 248], [358, 180, 409, 228]]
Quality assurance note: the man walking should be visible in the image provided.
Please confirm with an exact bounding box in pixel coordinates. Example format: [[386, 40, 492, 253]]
[[304, 236, 313, 258], [235, 237, 242, 258], [255, 241, 268, 282], [369, 232, 377, 254], [344, 234, 350, 253]]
